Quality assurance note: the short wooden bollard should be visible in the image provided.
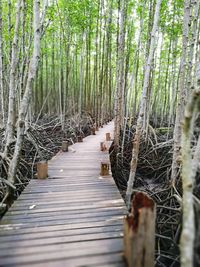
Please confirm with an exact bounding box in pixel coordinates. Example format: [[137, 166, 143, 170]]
[[61, 141, 68, 152], [124, 192, 156, 267], [100, 142, 107, 151], [100, 162, 109, 176], [95, 126, 99, 131], [106, 132, 111, 141], [91, 127, 96, 135], [37, 161, 48, 179], [77, 136, 83, 142]]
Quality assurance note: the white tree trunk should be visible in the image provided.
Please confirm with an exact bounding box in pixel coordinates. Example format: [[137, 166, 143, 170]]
[[180, 62, 200, 267], [171, 0, 191, 185], [114, 0, 126, 147], [0, 0, 4, 127], [7, 0, 45, 187], [126, 0, 162, 210], [4, 0, 22, 156]]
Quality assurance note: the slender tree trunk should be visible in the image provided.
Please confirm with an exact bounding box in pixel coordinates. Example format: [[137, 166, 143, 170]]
[[0, 0, 5, 126], [7, 0, 46, 189], [114, 0, 126, 147], [79, 33, 85, 115], [126, 0, 162, 210], [4, 0, 22, 156], [187, 0, 200, 90], [171, 0, 191, 185], [180, 62, 200, 267]]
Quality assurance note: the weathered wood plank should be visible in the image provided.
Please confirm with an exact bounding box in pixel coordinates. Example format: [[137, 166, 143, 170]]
[[23, 253, 124, 267], [0, 231, 123, 250], [0, 214, 124, 230], [0, 225, 123, 243], [0, 220, 123, 236], [10, 197, 123, 210], [5, 206, 125, 221], [6, 202, 124, 216], [0, 239, 123, 265], [2, 210, 125, 225]]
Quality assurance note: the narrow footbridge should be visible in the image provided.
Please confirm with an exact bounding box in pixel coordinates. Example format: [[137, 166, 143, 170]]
[[0, 122, 127, 267]]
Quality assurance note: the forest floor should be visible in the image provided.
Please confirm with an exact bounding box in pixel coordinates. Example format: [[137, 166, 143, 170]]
[[110, 122, 200, 267]]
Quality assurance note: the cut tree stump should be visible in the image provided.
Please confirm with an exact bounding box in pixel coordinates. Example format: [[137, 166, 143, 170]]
[[91, 127, 96, 135], [100, 162, 109, 176], [37, 161, 48, 179], [100, 142, 107, 151], [61, 141, 68, 152], [77, 136, 83, 142], [124, 192, 156, 267], [106, 133, 111, 141]]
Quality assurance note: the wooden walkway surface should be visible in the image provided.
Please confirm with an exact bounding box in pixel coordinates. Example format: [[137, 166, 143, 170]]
[[0, 122, 127, 267]]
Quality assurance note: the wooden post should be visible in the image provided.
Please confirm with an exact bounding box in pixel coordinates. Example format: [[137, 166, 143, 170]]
[[37, 161, 48, 179], [95, 126, 99, 131], [124, 192, 156, 267], [61, 141, 68, 152], [100, 142, 107, 151], [77, 135, 83, 142], [91, 127, 96, 135], [100, 162, 109, 176], [106, 132, 111, 141]]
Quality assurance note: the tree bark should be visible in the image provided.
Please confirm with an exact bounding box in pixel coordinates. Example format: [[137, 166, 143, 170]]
[[171, 0, 191, 185], [4, 0, 22, 156], [180, 62, 200, 267], [7, 0, 46, 189], [114, 0, 126, 147], [0, 0, 5, 126], [126, 0, 162, 210]]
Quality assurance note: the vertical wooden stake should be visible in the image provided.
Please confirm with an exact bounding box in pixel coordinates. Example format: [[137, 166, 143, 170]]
[[37, 161, 48, 179], [61, 141, 68, 152], [100, 142, 107, 151], [77, 136, 83, 142], [100, 162, 109, 176], [106, 132, 111, 141], [124, 192, 156, 267], [91, 127, 96, 135]]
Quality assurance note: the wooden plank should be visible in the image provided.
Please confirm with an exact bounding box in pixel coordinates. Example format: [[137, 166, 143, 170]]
[[28, 180, 116, 186], [5, 206, 125, 220], [10, 197, 124, 210], [0, 214, 124, 230], [0, 231, 123, 250], [0, 238, 123, 262], [0, 224, 123, 243], [6, 202, 124, 216], [1, 210, 125, 225], [9, 198, 124, 212], [21, 253, 124, 267], [22, 184, 117, 194], [0, 220, 123, 236], [17, 190, 121, 200]]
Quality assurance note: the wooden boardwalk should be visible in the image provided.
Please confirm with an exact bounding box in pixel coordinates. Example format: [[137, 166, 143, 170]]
[[0, 122, 127, 267]]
